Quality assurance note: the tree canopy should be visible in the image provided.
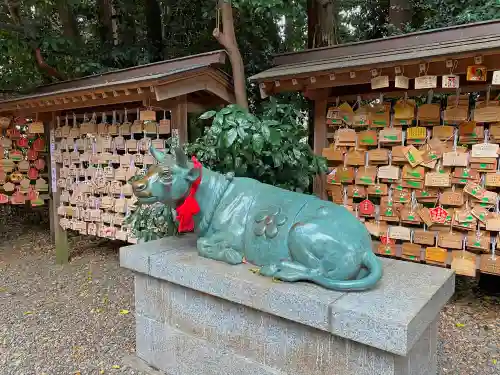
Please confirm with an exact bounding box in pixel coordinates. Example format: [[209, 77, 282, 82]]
[[1, 0, 499, 100]]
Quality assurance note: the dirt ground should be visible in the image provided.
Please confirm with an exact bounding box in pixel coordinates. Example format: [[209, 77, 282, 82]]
[[0, 209, 498, 375]]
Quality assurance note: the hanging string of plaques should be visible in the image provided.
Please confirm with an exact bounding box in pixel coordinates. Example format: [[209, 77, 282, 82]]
[[0, 116, 48, 207], [53, 108, 172, 244], [322, 83, 500, 277]]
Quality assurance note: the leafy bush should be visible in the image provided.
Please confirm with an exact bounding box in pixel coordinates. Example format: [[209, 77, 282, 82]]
[[186, 99, 327, 192]]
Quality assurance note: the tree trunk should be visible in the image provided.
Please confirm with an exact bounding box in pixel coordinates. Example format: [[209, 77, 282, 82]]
[[97, 0, 114, 44], [55, 0, 80, 40], [306, 1, 338, 150], [307, 0, 338, 49], [389, 0, 412, 31], [213, 0, 248, 110], [144, 0, 163, 61], [115, 0, 137, 46]]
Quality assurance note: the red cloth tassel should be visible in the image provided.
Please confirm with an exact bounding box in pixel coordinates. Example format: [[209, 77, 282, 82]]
[[176, 156, 202, 233]]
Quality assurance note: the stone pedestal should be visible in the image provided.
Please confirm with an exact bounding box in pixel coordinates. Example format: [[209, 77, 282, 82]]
[[120, 236, 455, 375]]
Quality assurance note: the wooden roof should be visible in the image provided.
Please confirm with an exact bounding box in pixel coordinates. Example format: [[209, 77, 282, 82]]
[[250, 20, 500, 97], [0, 50, 234, 115]]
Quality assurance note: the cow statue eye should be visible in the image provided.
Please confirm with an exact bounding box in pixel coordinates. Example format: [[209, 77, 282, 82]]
[[159, 166, 172, 184]]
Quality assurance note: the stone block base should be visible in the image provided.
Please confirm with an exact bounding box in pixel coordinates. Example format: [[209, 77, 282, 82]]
[[120, 237, 453, 375], [135, 274, 438, 375]]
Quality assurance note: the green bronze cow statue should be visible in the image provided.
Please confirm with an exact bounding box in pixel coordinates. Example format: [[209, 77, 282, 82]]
[[130, 146, 383, 291]]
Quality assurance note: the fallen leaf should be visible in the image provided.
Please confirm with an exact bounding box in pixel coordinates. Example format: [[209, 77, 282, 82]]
[[271, 277, 282, 283], [23, 311, 33, 316], [249, 268, 259, 274], [111, 365, 121, 369], [493, 359, 497, 365], [119, 309, 129, 315], [0, 287, 7, 292], [455, 323, 465, 328], [100, 370, 105, 374]]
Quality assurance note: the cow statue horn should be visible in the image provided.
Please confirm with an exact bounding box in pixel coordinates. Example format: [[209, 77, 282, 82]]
[[174, 147, 188, 168]]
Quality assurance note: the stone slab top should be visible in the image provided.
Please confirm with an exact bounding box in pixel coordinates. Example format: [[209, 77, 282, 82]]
[[120, 235, 455, 357]]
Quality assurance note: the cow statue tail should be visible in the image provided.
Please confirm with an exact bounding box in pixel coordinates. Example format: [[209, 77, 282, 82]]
[[311, 251, 383, 292]]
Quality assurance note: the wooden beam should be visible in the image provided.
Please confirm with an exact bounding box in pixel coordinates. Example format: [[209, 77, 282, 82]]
[[173, 95, 188, 145], [154, 74, 235, 104], [313, 97, 328, 199], [205, 78, 235, 104], [9, 93, 150, 116], [32, 50, 227, 94], [261, 52, 500, 96], [154, 76, 208, 102], [329, 80, 500, 102], [47, 111, 69, 264], [153, 97, 207, 114]]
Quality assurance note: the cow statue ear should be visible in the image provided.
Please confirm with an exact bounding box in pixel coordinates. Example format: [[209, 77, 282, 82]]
[[185, 167, 201, 182], [174, 147, 188, 168]]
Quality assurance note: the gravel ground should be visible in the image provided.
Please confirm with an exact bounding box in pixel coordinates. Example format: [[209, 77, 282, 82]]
[[0, 208, 498, 375]]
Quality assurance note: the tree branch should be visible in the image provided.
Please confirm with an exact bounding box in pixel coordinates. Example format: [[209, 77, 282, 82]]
[[35, 48, 67, 81], [213, 0, 248, 110], [3, 0, 67, 82], [0, 21, 24, 33]]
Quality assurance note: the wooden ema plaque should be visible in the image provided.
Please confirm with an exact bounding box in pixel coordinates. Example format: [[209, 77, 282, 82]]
[[413, 230, 436, 245], [479, 254, 500, 276], [406, 126, 426, 141], [389, 226, 411, 241], [485, 173, 500, 188], [377, 242, 397, 257], [368, 148, 389, 164], [442, 151, 468, 167], [367, 183, 388, 196], [473, 106, 500, 123], [401, 243, 422, 262], [358, 130, 377, 146], [418, 103, 440, 122], [438, 232, 463, 249], [347, 185, 366, 198], [425, 172, 451, 187], [444, 107, 468, 123], [356, 168, 377, 186], [391, 145, 407, 164], [466, 232, 489, 252], [439, 191, 464, 206], [335, 128, 357, 147], [451, 251, 477, 277], [425, 247, 448, 267], [432, 126, 454, 141], [365, 221, 387, 237], [379, 128, 402, 144], [345, 150, 365, 166], [322, 147, 344, 162], [402, 165, 424, 180]]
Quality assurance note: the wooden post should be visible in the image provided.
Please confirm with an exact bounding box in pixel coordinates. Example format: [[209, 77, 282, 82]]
[[41, 113, 56, 243], [47, 111, 69, 264], [173, 95, 188, 145], [313, 97, 328, 200]]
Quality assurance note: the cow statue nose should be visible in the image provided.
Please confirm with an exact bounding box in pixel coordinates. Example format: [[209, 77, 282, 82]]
[[133, 181, 147, 192]]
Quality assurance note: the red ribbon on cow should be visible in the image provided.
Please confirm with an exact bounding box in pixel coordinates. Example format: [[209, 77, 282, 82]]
[[176, 156, 202, 233]]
